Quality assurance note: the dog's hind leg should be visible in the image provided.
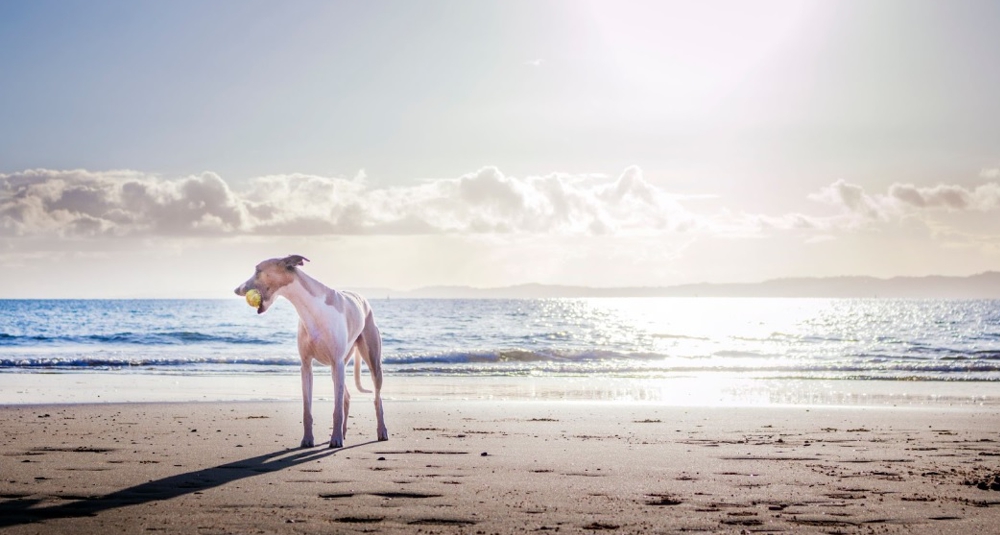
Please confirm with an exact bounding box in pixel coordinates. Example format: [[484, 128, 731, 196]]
[[359, 311, 388, 441], [342, 369, 351, 439]]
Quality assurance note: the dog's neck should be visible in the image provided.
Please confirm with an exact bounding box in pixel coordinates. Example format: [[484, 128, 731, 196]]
[[278, 270, 331, 324]]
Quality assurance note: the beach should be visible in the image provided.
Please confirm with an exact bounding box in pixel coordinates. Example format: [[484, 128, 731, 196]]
[[3, 378, 1000, 534], [6, 0, 1000, 532]]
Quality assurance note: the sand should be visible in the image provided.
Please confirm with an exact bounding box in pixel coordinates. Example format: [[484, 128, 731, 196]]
[[3, 396, 1000, 534]]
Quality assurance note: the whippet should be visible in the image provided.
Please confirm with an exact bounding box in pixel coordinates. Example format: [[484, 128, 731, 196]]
[[235, 255, 388, 448]]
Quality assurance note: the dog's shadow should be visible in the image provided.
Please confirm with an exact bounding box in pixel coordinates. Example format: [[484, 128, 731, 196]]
[[0, 441, 375, 528]]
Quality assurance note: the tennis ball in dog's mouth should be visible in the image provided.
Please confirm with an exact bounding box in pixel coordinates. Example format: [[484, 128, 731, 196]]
[[245, 289, 262, 308]]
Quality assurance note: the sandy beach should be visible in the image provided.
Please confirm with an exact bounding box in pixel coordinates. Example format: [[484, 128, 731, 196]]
[[3, 390, 1000, 534]]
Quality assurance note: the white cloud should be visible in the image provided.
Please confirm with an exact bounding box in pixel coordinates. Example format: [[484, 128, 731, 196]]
[[888, 182, 1000, 212], [802, 178, 1000, 233], [808, 179, 889, 220], [5, 167, 998, 243], [0, 166, 695, 239], [0, 169, 245, 237]]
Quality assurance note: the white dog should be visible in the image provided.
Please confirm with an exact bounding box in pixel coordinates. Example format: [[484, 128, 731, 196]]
[[235, 255, 388, 448]]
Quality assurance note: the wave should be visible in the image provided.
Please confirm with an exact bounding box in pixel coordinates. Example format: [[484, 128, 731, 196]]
[[0, 356, 300, 369], [652, 333, 710, 341], [4, 348, 1000, 379], [383, 349, 627, 365], [0, 331, 282, 347], [0, 350, 616, 370]]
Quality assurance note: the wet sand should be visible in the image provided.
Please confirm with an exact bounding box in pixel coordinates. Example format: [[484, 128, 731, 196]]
[[2, 399, 1000, 534]]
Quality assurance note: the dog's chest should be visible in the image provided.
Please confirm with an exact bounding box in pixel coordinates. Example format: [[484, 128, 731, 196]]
[[295, 298, 363, 361]]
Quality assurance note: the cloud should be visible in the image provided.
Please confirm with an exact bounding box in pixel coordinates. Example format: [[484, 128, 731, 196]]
[[0, 169, 245, 237], [888, 183, 970, 210], [888, 182, 1000, 212], [5, 167, 998, 242], [808, 179, 888, 220], [0, 166, 693, 239], [804, 178, 1000, 229]]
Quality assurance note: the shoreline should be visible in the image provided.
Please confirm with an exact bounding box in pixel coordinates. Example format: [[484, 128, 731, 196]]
[[1, 372, 997, 408]]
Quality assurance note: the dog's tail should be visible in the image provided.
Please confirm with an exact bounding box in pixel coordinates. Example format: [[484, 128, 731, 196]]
[[354, 350, 373, 393]]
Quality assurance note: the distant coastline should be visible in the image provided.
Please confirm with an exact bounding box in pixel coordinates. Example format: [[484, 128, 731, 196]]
[[355, 271, 1000, 299]]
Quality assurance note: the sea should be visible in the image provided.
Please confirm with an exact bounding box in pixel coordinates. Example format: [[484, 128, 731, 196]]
[[1, 297, 999, 382]]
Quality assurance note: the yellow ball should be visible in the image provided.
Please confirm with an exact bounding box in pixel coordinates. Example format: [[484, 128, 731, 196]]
[[246, 289, 262, 308]]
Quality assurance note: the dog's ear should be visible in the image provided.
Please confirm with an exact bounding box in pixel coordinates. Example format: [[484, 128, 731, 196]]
[[280, 255, 309, 270]]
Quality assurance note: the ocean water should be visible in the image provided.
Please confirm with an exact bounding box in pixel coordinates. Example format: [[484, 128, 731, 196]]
[[1, 298, 999, 381]]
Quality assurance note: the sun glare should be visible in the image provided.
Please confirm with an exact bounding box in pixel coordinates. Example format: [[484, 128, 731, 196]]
[[577, 1, 821, 118]]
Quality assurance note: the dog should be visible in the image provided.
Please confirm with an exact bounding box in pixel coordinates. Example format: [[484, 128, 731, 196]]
[[235, 255, 388, 448]]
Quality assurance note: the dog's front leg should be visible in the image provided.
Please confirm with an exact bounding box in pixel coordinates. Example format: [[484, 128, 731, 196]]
[[330, 355, 347, 448], [300, 359, 315, 448]]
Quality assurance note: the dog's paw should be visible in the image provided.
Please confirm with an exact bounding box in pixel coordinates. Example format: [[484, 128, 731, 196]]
[[300, 438, 315, 448], [329, 439, 343, 449], [378, 426, 389, 441]]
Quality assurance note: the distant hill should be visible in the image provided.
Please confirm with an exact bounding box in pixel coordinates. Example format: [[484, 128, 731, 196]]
[[353, 272, 1000, 299]]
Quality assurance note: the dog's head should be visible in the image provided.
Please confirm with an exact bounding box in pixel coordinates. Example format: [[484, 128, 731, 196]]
[[234, 255, 309, 314]]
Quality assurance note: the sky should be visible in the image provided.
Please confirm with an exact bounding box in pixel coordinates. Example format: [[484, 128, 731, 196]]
[[1, 0, 1000, 298]]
